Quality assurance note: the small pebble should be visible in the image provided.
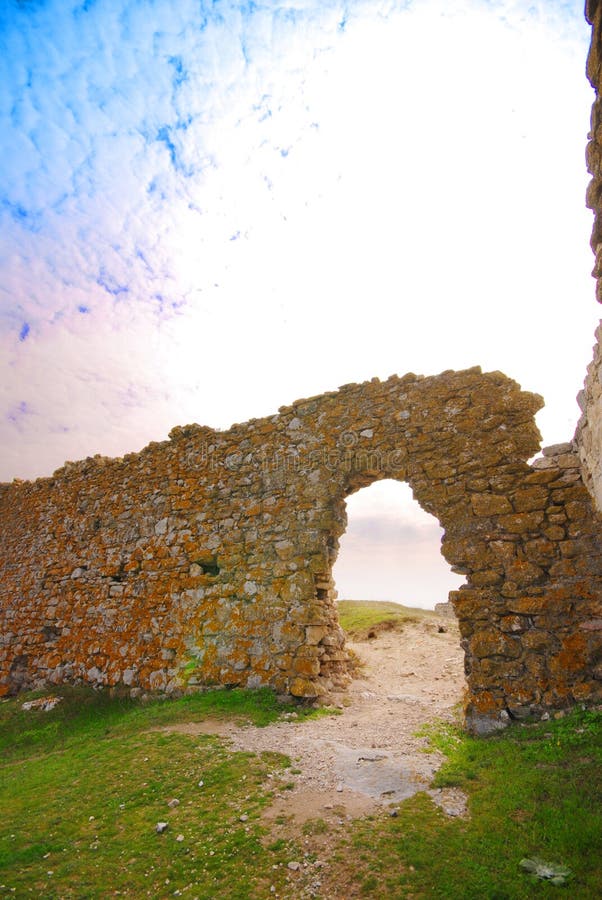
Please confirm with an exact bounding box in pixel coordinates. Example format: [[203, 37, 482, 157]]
[[198, 780, 204, 788], [239, 814, 248, 823], [156, 822, 169, 834], [336, 783, 343, 792], [287, 861, 301, 871], [167, 798, 180, 808], [176, 834, 185, 843]]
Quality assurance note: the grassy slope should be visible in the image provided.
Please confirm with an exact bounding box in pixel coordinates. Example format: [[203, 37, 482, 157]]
[[1, 600, 600, 899], [336, 598, 436, 640], [0, 688, 311, 899]]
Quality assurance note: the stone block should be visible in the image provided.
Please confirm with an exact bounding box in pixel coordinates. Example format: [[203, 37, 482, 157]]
[[470, 629, 521, 660], [305, 625, 329, 645], [470, 570, 503, 587], [548, 633, 588, 675], [512, 487, 549, 513], [503, 560, 544, 586], [292, 657, 321, 676], [522, 630, 554, 652], [498, 512, 545, 533], [289, 676, 326, 698], [523, 538, 557, 564], [499, 615, 528, 633], [542, 443, 574, 457], [471, 493, 513, 516], [544, 525, 566, 541]]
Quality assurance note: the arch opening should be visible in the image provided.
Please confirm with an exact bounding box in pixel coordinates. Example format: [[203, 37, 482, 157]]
[[332, 479, 463, 610], [327, 478, 466, 735]]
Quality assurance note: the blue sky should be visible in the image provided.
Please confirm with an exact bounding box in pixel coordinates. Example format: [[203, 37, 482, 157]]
[[0, 0, 598, 605]]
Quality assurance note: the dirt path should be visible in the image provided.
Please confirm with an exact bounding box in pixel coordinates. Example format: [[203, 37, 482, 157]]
[[163, 616, 467, 824]]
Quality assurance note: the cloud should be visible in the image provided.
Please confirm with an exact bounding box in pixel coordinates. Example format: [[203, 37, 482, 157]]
[[0, 0, 597, 491], [333, 500, 464, 608], [6, 399, 31, 429], [332, 479, 464, 606], [340, 514, 441, 546]]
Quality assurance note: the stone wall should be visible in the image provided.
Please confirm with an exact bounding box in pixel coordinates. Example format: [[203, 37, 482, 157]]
[[1, 366, 601, 733], [577, 2, 602, 506]]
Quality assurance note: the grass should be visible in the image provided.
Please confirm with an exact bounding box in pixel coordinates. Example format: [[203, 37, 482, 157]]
[[1, 680, 600, 898], [0, 687, 315, 899], [323, 708, 602, 898], [0, 685, 318, 763], [336, 598, 436, 640]]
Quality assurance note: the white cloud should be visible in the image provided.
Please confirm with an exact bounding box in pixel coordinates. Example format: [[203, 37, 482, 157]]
[[0, 0, 597, 483], [333, 479, 464, 607]]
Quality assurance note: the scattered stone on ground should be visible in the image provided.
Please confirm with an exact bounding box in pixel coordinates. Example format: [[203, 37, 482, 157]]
[[21, 696, 62, 712], [426, 786, 469, 818], [519, 857, 572, 885]]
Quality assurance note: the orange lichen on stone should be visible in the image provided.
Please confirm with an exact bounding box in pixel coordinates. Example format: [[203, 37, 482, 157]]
[[0, 367, 601, 733], [552, 634, 589, 674]]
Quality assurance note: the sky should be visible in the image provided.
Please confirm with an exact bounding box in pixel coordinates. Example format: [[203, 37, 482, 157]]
[[1, 0, 599, 607]]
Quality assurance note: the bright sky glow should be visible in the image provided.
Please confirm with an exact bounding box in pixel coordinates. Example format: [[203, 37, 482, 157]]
[[0, 0, 598, 605], [333, 480, 464, 607]]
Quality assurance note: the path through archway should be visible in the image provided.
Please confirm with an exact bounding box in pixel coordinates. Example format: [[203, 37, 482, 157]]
[[329, 479, 466, 771]]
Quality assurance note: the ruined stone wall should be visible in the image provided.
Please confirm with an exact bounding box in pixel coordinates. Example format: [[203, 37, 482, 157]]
[[2, 367, 601, 731], [577, 2, 602, 506]]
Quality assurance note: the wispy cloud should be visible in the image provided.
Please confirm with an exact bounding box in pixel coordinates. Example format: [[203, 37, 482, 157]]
[[0, 0, 597, 489], [6, 399, 31, 428]]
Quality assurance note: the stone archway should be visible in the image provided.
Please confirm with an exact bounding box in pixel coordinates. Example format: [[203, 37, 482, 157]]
[[1, 367, 601, 732], [297, 369, 602, 731]]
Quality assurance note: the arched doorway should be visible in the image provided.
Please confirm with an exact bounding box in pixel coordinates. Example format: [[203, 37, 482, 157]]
[[332, 478, 463, 609], [330, 477, 465, 734]]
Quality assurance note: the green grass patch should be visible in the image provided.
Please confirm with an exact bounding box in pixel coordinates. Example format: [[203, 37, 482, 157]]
[[3, 686, 600, 898], [336, 599, 434, 640], [0, 685, 320, 763], [325, 708, 602, 898], [415, 718, 464, 757], [0, 687, 316, 898], [301, 817, 329, 836]]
